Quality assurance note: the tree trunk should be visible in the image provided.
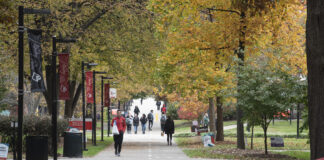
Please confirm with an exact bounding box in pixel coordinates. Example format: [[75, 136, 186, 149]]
[[236, 11, 247, 150], [64, 83, 82, 118], [216, 96, 224, 141], [263, 124, 268, 155], [208, 97, 216, 139], [44, 65, 53, 114], [251, 125, 254, 149], [306, 1, 324, 159]]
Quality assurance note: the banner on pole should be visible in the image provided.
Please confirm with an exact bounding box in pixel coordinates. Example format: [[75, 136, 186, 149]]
[[104, 84, 110, 107], [0, 143, 9, 160], [28, 29, 45, 92], [86, 71, 94, 103], [58, 53, 69, 100], [110, 88, 117, 98]]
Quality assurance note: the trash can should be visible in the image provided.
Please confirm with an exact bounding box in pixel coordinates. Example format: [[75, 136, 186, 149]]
[[26, 136, 48, 160], [63, 132, 83, 157], [207, 133, 215, 144]]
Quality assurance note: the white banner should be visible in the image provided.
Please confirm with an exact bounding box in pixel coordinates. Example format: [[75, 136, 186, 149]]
[[110, 88, 117, 98], [0, 143, 9, 159]]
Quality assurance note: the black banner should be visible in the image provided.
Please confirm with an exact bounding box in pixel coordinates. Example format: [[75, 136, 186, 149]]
[[28, 29, 45, 92]]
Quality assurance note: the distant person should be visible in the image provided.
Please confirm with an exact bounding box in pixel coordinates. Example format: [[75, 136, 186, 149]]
[[111, 110, 126, 157], [148, 110, 154, 131], [134, 106, 140, 115], [156, 101, 161, 110], [161, 104, 166, 114], [140, 114, 148, 134], [164, 115, 175, 146], [203, 113, 209, 128], [160, 114, 167, 131], [126, 115, 133, 134], [133, 114, 140, 134]]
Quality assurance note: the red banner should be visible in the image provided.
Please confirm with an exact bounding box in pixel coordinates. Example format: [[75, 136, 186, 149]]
[[104, 83, 110, 107], [86, 71, 94, 103], [58, 53, 69, 100]]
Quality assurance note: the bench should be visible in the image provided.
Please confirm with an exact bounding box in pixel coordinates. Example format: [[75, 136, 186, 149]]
[[197, 126, 208, 136]]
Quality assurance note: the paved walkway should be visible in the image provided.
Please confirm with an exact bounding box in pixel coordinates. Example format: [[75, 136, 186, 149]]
[[61, 98, 206, 160], [65, 125, 203, 160]]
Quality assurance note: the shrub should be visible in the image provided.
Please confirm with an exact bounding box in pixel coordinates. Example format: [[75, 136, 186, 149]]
[[0, 115, 68, 137], [167, 103, 179, 120]]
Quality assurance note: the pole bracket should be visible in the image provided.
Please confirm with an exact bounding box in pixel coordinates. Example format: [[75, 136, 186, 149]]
[[18, 26, 26, 33]]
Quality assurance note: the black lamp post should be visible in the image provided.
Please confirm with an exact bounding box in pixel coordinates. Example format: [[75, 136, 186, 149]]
[[92, 71, 107, 146], [81, 62, 97, 151], [101, 76, 113, 141], [51, 36, 76, 160], [17, 6, 50, 160]]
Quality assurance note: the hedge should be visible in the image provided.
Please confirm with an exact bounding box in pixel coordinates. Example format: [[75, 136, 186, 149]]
[[0, 115, 68, 137]]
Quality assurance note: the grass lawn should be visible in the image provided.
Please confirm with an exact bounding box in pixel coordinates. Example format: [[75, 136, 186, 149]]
[[225, 120, 308, 138], [273, 151, 310, 160], [176, 136, 310, 160], [174, 120, 237, 134]]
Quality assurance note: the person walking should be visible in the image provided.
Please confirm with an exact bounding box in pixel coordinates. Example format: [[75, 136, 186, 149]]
[[161, 105, 166, 114], [126, 115, 132, 134], [160, 114, 167, 131], [133, 114, 139, 134], [134, 106, 140, 116], [203, 113, 209, 129], [111, 110, 126, 156], [140, 114, 148, 134], [148, 110, 154, 131], [164, 115, 175, 146]]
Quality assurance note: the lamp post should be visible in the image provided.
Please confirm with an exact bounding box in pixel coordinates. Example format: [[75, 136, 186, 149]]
[[92, 71, 107, 146], [52, 36, 76, 160], [17, 6, 50, 160], [81, 62, 97, 151], [101, 76, 113, 141]]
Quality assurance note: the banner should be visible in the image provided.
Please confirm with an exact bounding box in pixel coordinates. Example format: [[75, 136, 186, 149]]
[[28, 29, 45, 92], [86, 71, 94, 103], [104, 84, 110, 107], [58, 53, 69, 100], [0, 143, 9, 160], [110, 88, 117, 98]]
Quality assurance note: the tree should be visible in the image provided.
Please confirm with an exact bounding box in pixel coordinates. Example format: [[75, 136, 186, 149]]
[[306, 0, 324, 159], [237, 60, 305, 154]]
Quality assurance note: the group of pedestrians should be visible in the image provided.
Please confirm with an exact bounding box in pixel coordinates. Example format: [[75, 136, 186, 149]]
[[125, 106, 156, 134], [110, 105, 175, 157]]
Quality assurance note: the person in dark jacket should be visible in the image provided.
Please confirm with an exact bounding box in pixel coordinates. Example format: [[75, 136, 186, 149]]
[[140, 114, 148, 134], [134, 106, 140, 116], [164, 115, 175, 146], [133, 114, 140, 134]]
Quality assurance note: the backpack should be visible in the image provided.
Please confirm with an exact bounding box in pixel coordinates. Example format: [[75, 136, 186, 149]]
[[148, 113, 153, 120], [161, 116, 166, 124], [126, 118, 131, 125]]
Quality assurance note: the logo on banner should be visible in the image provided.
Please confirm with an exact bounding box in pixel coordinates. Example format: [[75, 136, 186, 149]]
[[31, 72, 42, 82], [110, 88, 117, 98]]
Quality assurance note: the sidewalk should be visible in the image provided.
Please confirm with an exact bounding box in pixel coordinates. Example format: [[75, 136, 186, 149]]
[[63, 125, 202, 160]]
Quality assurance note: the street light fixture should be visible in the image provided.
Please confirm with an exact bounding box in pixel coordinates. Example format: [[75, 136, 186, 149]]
[[17, 6, 50, 160], [101, 76, 113, 141], [92, 71, 107, 145], [81, 61, 97, 151]]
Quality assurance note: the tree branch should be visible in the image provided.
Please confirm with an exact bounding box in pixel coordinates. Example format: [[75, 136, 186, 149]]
[[207, 8, 241, 16]]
